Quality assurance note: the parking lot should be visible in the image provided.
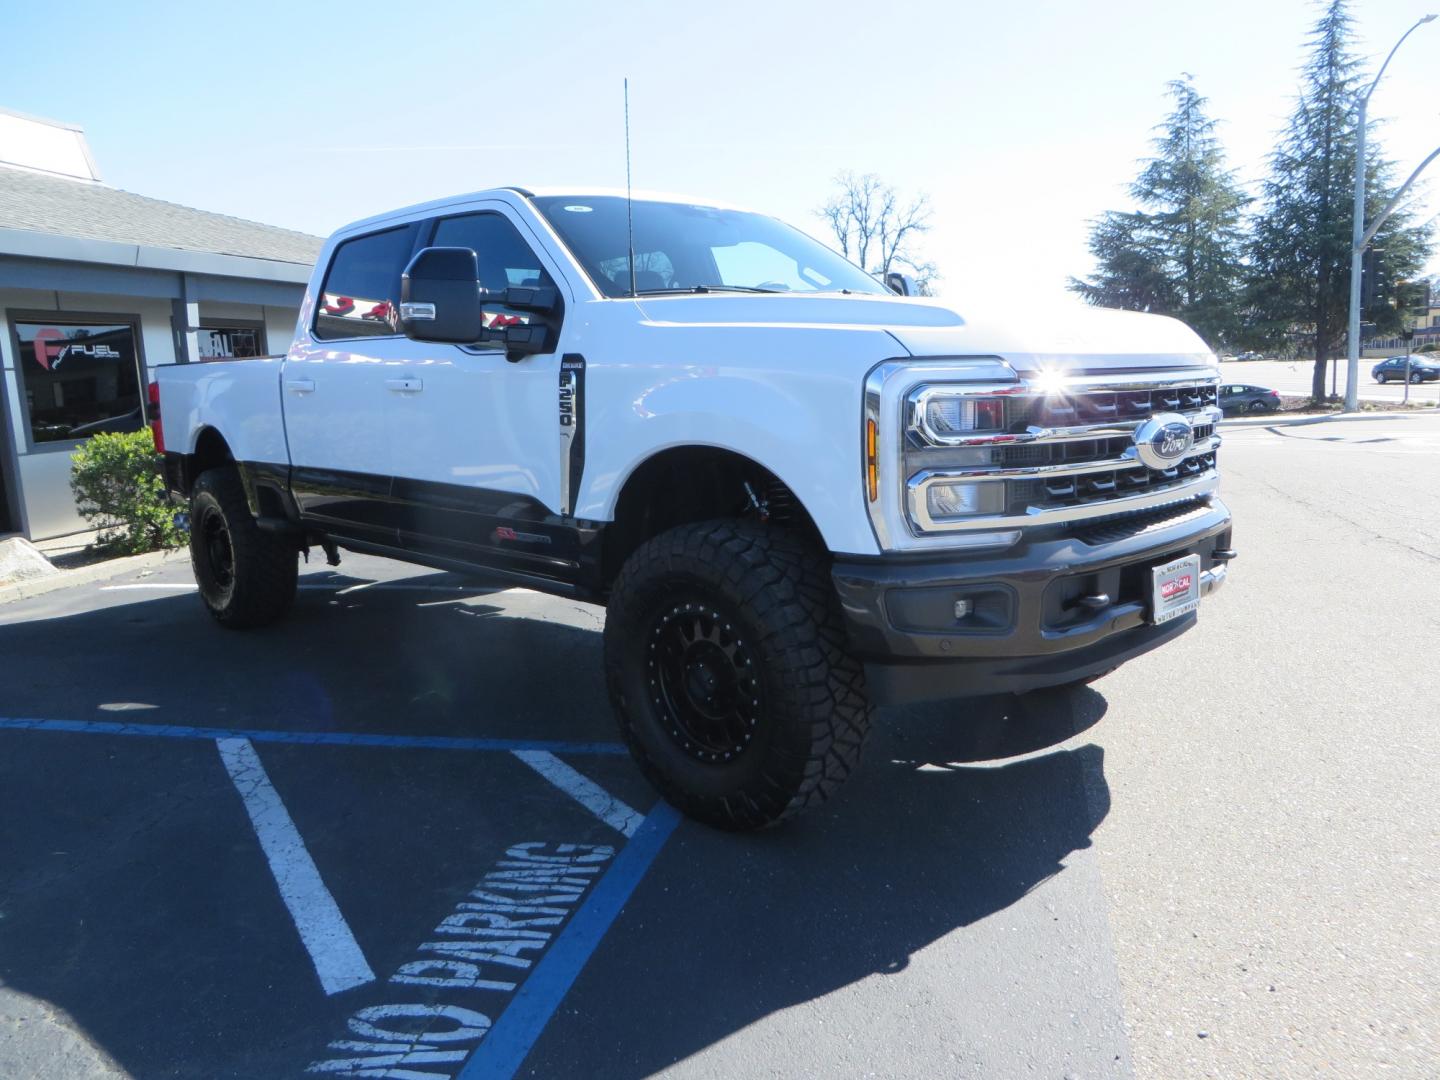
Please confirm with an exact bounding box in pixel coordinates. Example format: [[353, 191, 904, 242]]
[[2, 412, 1438, 1079], [1219, 357, 1440, 406]]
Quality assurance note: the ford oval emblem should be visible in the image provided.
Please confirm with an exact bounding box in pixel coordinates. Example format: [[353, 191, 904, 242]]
[[1133, 412, 1194, 469]]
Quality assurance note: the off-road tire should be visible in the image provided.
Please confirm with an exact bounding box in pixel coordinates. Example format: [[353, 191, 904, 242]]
[[604, 520, 871, 830], [190, 466, 298, 628]]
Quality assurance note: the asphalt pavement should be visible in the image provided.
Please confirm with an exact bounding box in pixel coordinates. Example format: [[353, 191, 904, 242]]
[[1, 414, 1437, 1079]]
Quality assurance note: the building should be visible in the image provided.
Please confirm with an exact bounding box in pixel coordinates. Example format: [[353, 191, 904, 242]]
[[0, 107, 322, 540]]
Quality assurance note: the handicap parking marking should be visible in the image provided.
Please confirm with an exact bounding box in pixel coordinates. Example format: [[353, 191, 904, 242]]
[[456, 804, 680, 1080], [217, 737, 377, 995], [0, 715, 629, 757], [0, 712, 679, 1078]]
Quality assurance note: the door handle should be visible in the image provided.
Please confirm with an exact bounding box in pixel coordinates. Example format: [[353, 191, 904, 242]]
[[385, 377, 423, 393], [285, 378, 316, 394]]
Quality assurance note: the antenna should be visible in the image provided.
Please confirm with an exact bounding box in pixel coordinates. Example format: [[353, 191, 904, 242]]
[[624, 77, 637, 298]]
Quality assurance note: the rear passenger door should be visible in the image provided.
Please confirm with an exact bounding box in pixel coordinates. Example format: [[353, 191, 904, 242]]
[[284, 224, 420, 541], [385, 206, 578, 578]]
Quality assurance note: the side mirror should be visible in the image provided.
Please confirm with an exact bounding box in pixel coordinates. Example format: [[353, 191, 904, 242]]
[[400, 247, 556, 361], [884, 271, 919, 297], [401, 247, 484, 343], [480, 285, 560, 315]]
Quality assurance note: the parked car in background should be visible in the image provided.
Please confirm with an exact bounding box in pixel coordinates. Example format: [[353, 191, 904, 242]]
[[1236, 351, 1263, 361], [1220, 384, 1281, 414], [1372, 355, 1440, 384]]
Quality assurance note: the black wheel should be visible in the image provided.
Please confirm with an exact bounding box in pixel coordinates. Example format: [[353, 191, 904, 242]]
[[1248, 400, 1267, 413], [1376, 373, 1388, 384], [189, 467, 298, 628], [1410, 371, 1423, 384], [604, 520, 871, 830]]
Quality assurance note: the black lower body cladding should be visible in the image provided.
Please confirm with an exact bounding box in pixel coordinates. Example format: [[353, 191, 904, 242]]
[[833, 499, 1234, 704]]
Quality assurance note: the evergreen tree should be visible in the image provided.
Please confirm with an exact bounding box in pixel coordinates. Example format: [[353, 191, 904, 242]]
[[1248, 0, 1430, 398], [1069, 76, 1248, 348]]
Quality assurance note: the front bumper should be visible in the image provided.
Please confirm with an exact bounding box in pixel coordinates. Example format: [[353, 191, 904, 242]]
[[833, 498, 1232, 703]]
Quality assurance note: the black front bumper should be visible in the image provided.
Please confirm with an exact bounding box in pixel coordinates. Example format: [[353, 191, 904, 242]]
[[833, 499, 1233, 703]]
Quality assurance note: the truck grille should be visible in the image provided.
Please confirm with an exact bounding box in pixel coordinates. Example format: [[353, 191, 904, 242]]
[[903, 369, 1223, 535], [1019, 382, 1218, 427]]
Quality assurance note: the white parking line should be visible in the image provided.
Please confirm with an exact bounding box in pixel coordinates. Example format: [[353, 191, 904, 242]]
[[511, 750, 643, 838], [216, 737, 376, 995]]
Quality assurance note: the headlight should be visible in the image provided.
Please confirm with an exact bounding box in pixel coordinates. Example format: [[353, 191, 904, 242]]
[[913, 388, 1008, 444]]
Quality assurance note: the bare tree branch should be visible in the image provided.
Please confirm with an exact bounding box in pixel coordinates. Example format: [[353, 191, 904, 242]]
[[816, 173, 937, 290]]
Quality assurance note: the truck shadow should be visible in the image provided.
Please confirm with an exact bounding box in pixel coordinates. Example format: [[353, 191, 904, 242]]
[[536, 694, 1115, 1077], [0, 576, 1114, 1077]]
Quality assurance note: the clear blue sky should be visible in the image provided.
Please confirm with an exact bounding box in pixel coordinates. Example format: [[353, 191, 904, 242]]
[[5, 0, 1439, 309]]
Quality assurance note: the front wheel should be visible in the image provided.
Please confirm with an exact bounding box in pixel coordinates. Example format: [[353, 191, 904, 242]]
[[189, 467, 298, 628], [1410, 371, 1424, 384], [1376, 373, 1388, 384], [604, 521, 871, 830]]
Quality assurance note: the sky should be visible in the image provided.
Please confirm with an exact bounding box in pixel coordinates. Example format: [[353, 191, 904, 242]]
[[5, 0, 1440, 311]]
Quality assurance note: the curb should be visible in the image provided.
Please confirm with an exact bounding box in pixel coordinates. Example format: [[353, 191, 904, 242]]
[[0, 548, 183, 606], [1219, 408, 1438, 429]]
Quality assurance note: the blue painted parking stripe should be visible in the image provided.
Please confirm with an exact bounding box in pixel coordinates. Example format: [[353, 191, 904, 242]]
[[457, 800, 682, 1080], [0, 717, 627, 756]]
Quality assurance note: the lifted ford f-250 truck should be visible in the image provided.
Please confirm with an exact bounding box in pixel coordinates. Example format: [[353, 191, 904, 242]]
[[155, 187, 1234, 830]]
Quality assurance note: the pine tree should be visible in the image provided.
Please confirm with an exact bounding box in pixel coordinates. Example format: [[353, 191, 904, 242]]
[[1069, 76, 1248, 348], [1248, 0, 1430, 399]]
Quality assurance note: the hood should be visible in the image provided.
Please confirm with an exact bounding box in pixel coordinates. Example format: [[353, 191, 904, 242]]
[[634, 293, 1215, 374]]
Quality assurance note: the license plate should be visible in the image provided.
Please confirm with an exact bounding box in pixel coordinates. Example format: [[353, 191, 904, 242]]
[[1150, 554, 1201, 624]]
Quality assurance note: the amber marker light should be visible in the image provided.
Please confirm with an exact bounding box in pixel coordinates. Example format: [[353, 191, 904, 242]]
[[866, 419, 879, 501]]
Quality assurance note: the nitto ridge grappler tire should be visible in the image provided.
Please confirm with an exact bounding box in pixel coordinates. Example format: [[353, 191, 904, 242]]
[[604, 520, 871, 830], [189, 466, 298, 629]]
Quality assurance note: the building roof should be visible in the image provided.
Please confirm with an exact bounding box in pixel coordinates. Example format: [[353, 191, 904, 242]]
[[0, 165, 323, 267]]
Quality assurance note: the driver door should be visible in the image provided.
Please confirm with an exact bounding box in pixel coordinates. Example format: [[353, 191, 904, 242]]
[[385, 206, 577, 579]]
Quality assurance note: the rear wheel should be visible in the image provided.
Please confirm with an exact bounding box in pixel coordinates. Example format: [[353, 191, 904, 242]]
[[1248, 400, 1267, 413], [189, 467, 298, 628], [604, 521, 871, 830]]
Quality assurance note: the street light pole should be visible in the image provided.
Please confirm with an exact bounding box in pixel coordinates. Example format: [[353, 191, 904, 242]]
[[1346, 14, 1437, 413]]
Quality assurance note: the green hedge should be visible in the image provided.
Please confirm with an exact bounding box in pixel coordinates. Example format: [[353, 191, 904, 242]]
[[69, 430, 183, 554]]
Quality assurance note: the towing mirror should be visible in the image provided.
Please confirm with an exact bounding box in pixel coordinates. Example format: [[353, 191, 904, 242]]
[[401, 247, 484, 343], [884, 270, 919, 297], [480, 285, 559, 315], [401, 247, 556, 361]]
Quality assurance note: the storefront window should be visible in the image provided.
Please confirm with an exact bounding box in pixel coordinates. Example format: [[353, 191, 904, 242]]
[[14, 320, 144, 444], [198, 326, 266, 359]]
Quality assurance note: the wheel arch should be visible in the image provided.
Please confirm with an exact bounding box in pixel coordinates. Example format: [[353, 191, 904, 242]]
[[599, 444, 824, 588]]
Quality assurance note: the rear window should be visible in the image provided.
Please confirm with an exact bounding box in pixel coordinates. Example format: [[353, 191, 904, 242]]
[[313, 226, 416, 340]]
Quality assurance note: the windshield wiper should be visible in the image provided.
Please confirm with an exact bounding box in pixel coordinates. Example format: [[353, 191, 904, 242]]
[[634, 285, 783, 295]]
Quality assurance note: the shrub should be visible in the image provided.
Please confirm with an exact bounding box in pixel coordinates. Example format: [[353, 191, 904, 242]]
[[69, 430, 183, 554]]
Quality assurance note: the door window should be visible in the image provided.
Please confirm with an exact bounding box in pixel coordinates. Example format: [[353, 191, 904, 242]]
[[430, 213, 554, 292], [13, 320, 144, 444], [313, 226, 417, 340]]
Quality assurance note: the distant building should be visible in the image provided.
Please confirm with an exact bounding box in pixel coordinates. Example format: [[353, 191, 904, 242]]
[[0, 107, 322, 540]]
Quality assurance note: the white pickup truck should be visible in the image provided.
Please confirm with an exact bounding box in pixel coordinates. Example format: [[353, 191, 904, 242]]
[[155, 187, 1234, 829]]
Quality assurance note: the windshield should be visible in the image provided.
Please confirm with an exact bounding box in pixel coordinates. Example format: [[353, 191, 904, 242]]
[[532, 195, 886, 298]]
